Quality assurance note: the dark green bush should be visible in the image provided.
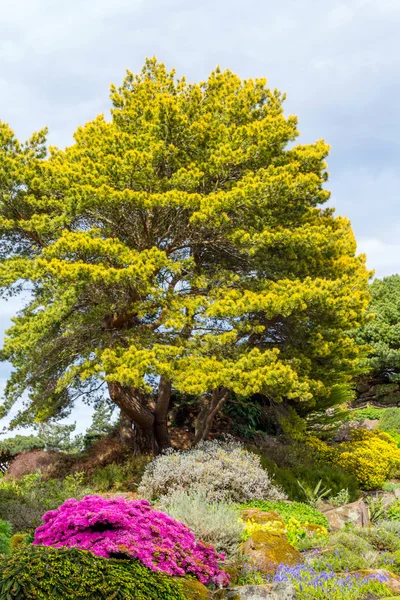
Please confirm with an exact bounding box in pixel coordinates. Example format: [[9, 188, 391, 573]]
[[259, 453, 359, 502], [0, 546, 186, 599], [240, 500, 328, 528]]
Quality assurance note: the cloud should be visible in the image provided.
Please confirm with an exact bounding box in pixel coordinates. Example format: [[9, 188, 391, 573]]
[[358, 238, 400, 278], [0, 0, 399, 429]]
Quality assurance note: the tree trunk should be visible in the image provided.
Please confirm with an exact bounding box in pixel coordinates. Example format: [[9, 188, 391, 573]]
[[154, 376, 171, 452], [193, 387, 229, 444], [107, 379, 171, 455], [119, 410, 135, 448], [108, 381, 156, 454]]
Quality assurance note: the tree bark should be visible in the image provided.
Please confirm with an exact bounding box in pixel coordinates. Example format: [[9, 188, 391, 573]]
[[107, 381, 156, 454], [107, 378, 172, 455], [119, 410, 135, 448], [154, 376, 172, 451], [193, 387, 229, 444]]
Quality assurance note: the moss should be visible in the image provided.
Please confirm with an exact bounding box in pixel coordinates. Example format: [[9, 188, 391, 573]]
[[242, 530, 301, 574], [179, 579, 211, 599]]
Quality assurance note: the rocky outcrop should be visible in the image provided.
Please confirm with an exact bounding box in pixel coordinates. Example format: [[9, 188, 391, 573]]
[[355, 380, 400, 407], [320, 500, 370, 530]]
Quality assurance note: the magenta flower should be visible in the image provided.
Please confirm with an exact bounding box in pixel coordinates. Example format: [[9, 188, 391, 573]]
[[33, 495, 229, 586]]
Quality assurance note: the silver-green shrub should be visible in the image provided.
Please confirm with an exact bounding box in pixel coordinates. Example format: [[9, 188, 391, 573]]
[[159, 489, 244, 556], [138, 439, 285, 503]]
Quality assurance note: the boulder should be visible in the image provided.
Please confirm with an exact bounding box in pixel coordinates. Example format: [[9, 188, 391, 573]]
[[242, 531, 301, 575], [320, 500, 369, 530], [214, 582, 296, 599], [360, 419, 380, 431]]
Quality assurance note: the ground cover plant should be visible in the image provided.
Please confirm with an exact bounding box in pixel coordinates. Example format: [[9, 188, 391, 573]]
[[33, 495, 229, 585], [240, 500, 328, 528], [0, 546, 187, 600]]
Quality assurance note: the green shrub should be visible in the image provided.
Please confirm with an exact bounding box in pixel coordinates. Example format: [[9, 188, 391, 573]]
[[380, 408, 400, 434], [0, 520, 12, 555], [139, 440, 285, 503], [352, 407, 386, 420], [386, 499, 400, 521], [377, 520, 400, 536], [358, 526, 400, 552], [0, 472, 92, 532], [0, 546, 186, 599], [309, 544, 372, 572], [159, 489, 243, 556], [88, 456, 150, 493], [240, 500, 328, 528], [259, 450, 359, 502], [89, 463, 126, 491]]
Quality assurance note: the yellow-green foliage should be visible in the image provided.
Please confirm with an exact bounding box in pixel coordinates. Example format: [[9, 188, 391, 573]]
[[0, 546, 186, 600], [241, 515, 327, 548], [307, 429, 400, 489], [0, 58, 370, 427], [10, 533, 28, 551]]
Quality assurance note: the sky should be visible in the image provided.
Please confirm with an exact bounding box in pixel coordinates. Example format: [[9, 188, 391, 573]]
[[0, 0, 399, 436]]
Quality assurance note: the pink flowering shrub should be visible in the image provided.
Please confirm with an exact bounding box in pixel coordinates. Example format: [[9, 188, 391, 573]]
[[33, 495, 229, 586]]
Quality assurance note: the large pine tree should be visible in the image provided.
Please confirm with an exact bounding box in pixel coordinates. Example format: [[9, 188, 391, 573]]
[[0, 59, 370, 453]]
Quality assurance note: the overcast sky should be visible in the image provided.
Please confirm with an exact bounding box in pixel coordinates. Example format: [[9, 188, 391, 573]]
[[0, 0, 399, 435]]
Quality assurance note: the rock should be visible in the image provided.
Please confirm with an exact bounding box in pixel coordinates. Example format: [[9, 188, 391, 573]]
[[353, 570, 400, 594], [360, 419, 380, 431], [242, 531, 301, 575], [214, 582, 296, 599], [320, 500, 369, 530], [241, 509, 285, 528]]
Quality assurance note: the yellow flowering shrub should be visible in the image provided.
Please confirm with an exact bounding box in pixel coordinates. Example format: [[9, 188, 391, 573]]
[[306, 430, 400, 490], [240, 516, 327, 548]]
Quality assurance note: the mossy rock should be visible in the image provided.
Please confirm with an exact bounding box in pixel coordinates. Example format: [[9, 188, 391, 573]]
[[179, 579, 211, 599], [242, 530, 301, 574], [222, 564, 240, 585], [241, 509, 285, 528]]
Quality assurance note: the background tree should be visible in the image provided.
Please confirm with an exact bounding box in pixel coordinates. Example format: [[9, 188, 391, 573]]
[[0, 59, 370, 453], [355, 274, 400, 405]]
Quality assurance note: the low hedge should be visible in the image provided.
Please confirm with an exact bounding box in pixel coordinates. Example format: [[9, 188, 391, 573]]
[[0, 546, 186, 599]]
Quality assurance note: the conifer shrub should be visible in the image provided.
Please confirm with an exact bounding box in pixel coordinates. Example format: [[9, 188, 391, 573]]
[[33, 495, 228, 585], [138, 439, 285, 503], [0, 546, 186, 599]]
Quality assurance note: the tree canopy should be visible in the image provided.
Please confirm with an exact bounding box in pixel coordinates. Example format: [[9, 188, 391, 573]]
[[356, 274, 400, 384], [0, 58, 370, 452]]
